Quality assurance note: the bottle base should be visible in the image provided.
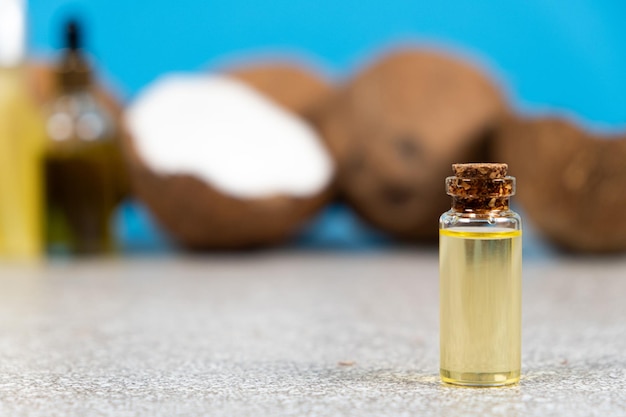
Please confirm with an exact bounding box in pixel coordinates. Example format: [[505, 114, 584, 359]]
[[440, 369, 520, 387]]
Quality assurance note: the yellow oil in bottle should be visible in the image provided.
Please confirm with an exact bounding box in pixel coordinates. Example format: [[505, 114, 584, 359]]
[[0, 67, 45, 258], [439, 227, 522, 386], [44, 138, 124, 254]]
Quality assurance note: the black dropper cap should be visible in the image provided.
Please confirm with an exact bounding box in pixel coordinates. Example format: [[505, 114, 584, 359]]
[[57, 17, 91, 90], [66, 19, 82, 50]]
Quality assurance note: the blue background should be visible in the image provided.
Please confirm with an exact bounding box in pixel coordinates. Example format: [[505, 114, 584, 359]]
[[26, 0, 626, 251]]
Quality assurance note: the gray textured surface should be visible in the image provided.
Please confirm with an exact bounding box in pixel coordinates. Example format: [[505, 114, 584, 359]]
[[0, 252, 625, 416]]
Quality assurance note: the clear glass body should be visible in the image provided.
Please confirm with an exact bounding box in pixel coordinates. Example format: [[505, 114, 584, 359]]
[[439, 208, 522, 386], [44, 89, 125, 255], [0, 66, 45, 258]]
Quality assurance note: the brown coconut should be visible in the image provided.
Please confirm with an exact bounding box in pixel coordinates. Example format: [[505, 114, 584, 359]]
[[122, 66, 335, 249], [227, 63, 333, 118], [312, 49, 507, 240], [495, 116, 626, 253]]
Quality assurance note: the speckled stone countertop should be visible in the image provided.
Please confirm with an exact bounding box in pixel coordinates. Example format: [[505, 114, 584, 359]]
[[0, 252, 624, 416]]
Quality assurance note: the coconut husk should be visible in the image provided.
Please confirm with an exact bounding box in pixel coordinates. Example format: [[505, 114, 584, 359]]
[[123, 65, 335, 249], [312, 49, 507, 240], [494, 116, 626, 253], [227, 63, 333, 118]]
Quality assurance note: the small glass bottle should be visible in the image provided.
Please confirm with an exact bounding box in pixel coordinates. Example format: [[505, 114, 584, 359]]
[[44, 19, 126, 255], [439, 163, 522, 387]]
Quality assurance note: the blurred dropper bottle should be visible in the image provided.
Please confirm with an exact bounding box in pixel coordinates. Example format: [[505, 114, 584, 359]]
[[44, 18, 126, 255], [0, 0, 46, 259]]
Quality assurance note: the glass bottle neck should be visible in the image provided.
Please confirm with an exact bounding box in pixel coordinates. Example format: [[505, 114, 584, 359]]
[[56, 50, 92, 92]]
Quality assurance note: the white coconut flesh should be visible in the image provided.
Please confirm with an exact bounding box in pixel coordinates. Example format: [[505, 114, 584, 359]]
[[125, 74, 333, 199]]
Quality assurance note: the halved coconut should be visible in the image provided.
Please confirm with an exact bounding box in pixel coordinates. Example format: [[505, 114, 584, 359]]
[[313, 49, 507, 240], [495, 116, 626, 253], [123, 73, 335, 249]]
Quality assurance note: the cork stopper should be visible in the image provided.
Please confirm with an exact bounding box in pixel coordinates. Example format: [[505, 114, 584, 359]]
[[446, 163, 515, 212], [452, 163, 508, 179]]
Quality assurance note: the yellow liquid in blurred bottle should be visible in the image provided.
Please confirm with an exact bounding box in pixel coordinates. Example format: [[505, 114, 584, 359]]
[[439, 228, 522, 386], [0, 66, 45, 258]]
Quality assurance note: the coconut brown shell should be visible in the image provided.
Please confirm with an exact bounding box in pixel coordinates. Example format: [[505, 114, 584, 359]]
[[313, 49, 507, 240], [227, 63, 333, 118], [495, 116, 626, 253], [123, 65, 335, 249]]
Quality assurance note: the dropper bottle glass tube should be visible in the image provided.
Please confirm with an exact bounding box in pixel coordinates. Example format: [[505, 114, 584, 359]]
[[439, 163, 522, 387]]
